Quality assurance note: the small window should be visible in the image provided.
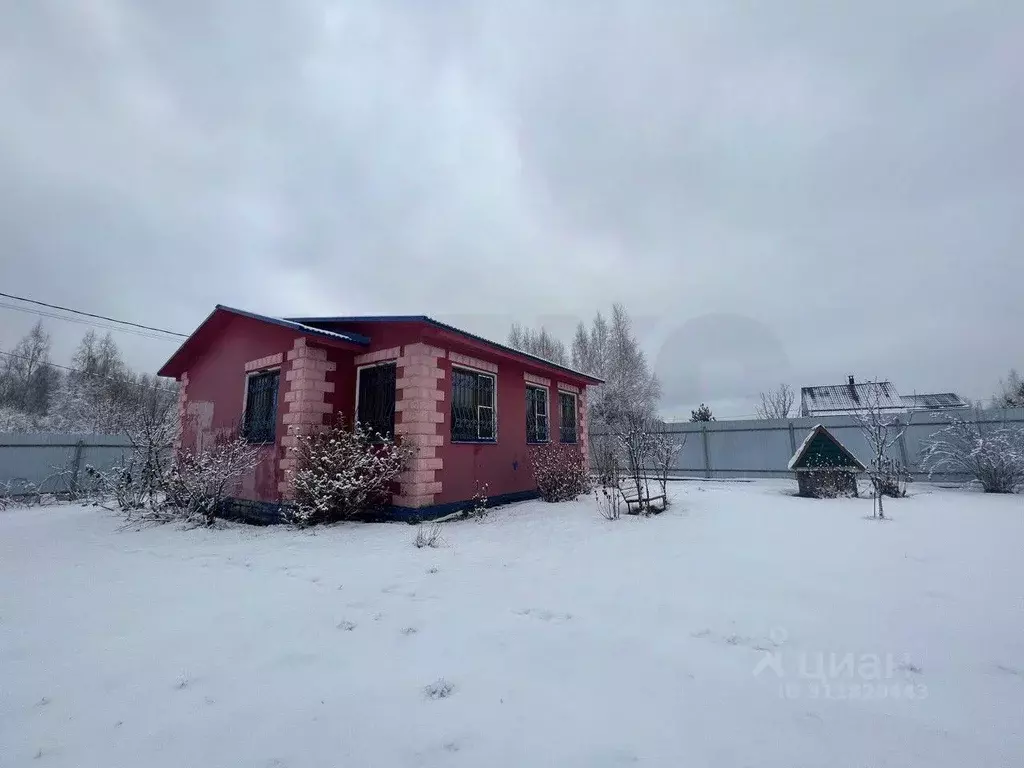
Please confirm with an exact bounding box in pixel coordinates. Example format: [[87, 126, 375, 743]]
[[242, 370, 280, 443], [559, 391, 578, 443], [451, 367, 496, 442], [526, 385, 549, 443], [357, 362, 397, 438]]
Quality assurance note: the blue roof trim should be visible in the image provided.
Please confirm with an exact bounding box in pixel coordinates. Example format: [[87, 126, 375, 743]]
[[218, 305, 370, 346], [286, 314, 603, 384]]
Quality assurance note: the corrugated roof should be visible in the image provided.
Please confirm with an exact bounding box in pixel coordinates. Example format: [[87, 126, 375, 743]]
[[217, 306, 371, 345], [288, 314, 604, 384], [801, 381, 903, 414], [900, 393, 968, 410]]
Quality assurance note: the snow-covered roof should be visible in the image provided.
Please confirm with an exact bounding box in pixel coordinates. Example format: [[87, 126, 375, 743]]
[[801, 381, 903, 415], [787, 424, 866, 471], [900, 393, 968, 410]]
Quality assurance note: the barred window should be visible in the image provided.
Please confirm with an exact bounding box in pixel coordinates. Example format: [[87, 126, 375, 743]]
[[526, 385, 549, 443], [559, 391, 578, 443], [357, 362, 397, 438], [451, 367, 496, 442], [242, 370, 280, 443]]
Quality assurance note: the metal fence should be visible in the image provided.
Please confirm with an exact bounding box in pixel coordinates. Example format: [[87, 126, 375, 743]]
[[0, 433, 133, 496], [602, 408, 1024, 482]]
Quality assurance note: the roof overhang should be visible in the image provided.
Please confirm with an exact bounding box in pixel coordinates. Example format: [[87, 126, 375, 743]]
[[287, 314, 604, 386], [157, 305, 368, 379]]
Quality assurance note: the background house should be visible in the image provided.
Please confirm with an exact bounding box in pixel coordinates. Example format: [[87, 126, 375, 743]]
[[801, 376, 967, 417], [158, 306, 601, 521]]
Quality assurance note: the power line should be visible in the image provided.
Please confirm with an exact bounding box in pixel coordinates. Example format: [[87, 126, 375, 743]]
[[0, 291, 187, 338], [0, 301, 183, 343], [0, 349, 178, 394]]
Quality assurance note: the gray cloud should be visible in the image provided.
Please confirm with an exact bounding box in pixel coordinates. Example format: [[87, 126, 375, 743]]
[[1, 0, 1021, 417]]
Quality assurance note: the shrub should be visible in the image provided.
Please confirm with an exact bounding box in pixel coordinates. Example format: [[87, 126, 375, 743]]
[[530, 443, 590, 502], [288, 418, 410, 525], [872, 457, 910, 498], [413, 522, 445, 548], [164, 437, 263, 526], [922, 413, 1024, 493]]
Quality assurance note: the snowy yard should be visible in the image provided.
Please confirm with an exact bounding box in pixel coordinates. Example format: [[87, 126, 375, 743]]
[[2, 481, 1023, 767]]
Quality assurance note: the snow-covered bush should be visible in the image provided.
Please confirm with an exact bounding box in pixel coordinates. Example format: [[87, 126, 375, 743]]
[[164, 437, 263, 526], [594, 482, 622, 520], [413, 522, 444, 548], [530, 443, 590, 502], [872, 456, 910, 498], [288, 419, 410, 525], [463, 481, 489, 520], [650, 427, 683, 501], [922, 413, 1024, 493]]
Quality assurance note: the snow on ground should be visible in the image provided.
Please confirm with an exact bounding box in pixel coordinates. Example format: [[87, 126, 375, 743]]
[[2, 480, 1023, 767]]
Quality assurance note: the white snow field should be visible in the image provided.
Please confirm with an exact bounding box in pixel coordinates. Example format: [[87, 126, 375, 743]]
[[2, 480, 1023, 767]]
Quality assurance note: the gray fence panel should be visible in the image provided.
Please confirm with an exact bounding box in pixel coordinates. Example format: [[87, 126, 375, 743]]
[[0, 433, 133, 494], [598, 408, 1024, 482]]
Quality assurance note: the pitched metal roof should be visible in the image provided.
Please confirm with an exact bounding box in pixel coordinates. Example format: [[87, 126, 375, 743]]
[[157, 306, 369, 378], [287, 314, 604, 384], [220, 306, 371, 346], [900, 393, 969, 410], [801, 380, 903, 414]]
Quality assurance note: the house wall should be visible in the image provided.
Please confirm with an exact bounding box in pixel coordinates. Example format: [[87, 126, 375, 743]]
[[176, 315, 593, 516], [177, 315, 300, 502]]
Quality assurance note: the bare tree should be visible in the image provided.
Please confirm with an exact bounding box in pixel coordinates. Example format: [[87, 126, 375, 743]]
[[0, 321, 56, 414], [650, 425, 684, 501], [755, 384, 795, 420], [507, 322, 568, 365], [851, 383, 912, 519]]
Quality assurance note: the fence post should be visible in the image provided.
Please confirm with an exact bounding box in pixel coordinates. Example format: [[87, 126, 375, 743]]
[[788, 422, 797, 455], [702, 425, 711, 479], [898, 422, 910, 468], [70, 439, 85, 496]]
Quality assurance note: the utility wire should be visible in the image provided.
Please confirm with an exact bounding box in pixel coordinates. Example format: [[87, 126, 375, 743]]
[[0, 349, 178, 393], [0, 301, 182, 343], [0, 291, 187, 338]]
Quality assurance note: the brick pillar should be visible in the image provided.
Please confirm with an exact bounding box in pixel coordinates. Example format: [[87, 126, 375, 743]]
[[278, 338, 337, 499], [579, 389, 589, 472], [393, 342, 446, 508]]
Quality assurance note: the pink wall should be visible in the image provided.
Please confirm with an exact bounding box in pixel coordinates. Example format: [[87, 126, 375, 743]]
[[178, 315, 300, 502], [432, 348, 584, 505], [173, 313, 593, 511]]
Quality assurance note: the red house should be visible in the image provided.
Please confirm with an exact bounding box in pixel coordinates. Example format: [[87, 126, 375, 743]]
[[158, 306, 602, 522]]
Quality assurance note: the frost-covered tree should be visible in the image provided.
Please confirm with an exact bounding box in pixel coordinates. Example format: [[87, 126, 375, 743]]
[[690, 403, 714, 422], [851, 382, 912, 519], [755, 384, 795, 420], [994, 369, 1024, 408], [507, 322, 569, 366], [568, 304, 661, 487], [0, 321, 56, 414]]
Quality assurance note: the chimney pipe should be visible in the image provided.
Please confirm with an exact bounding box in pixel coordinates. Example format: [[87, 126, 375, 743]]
[[848, 374, 855, 386]]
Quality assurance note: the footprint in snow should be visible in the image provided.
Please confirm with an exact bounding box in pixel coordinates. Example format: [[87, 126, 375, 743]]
[[993, 664, 1023, 678], [513, 608, 572, 622], [424, 679, 455, 699], [337, 620, 357, 631]]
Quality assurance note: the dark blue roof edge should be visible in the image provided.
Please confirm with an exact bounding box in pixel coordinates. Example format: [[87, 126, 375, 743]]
[[287, 314, 604, 384], [218, 306, 370, 346]]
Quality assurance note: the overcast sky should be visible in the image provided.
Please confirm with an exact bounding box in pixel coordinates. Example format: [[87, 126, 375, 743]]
[[1, 1, 1021, 418]]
